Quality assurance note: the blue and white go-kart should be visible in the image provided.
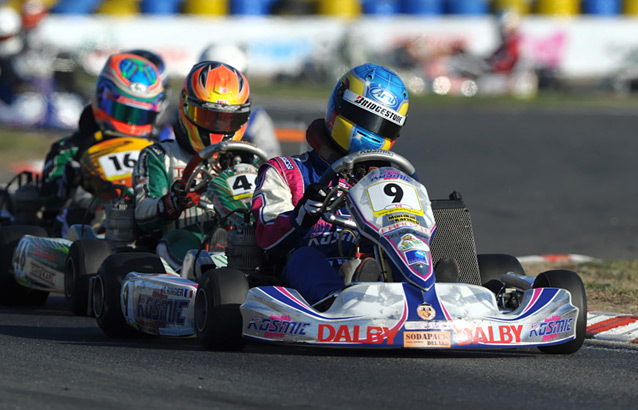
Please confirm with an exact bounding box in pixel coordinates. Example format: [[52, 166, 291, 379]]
[[194, 150, 586, 354]]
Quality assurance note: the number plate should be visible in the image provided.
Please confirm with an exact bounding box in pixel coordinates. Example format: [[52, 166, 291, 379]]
[[98, 150, 140, 181], [366, 181, 424, 217]]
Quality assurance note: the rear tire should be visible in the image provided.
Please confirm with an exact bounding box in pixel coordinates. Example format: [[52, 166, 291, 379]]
[[65, 239, 113, 315], [477, 253, 525, 288], [0, 225, 49, 305], [195, 267, 248, 350], [534, 270, 587, 355], [93, 252, 164, 337]]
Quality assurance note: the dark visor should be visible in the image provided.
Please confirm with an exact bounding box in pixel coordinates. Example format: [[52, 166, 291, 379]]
[[336, 94, 403, 140], [183, 97, 250, 134], [98, 95, 159, 126]]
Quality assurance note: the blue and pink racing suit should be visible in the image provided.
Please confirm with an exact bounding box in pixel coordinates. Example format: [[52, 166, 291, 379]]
[[252, 145, 357, 305]]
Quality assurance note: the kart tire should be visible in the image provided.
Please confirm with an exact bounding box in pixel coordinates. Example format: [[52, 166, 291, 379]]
[[93, 252, 164, 338], [65, 239, 112, 316], [195, 267, 248, 351], [0, 225, 49, 305], [534, 270, 587, 355], [477, 253, 525, 287]]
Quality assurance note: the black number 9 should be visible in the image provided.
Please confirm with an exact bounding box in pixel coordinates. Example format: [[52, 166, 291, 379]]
[[383, 183, 403, 203]]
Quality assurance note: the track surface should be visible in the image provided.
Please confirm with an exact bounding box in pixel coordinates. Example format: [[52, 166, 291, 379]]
[[2, 103, 638, 409], [1, 295, 637, 410]]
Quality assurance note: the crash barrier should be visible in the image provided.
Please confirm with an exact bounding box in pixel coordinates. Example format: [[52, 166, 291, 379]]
[[583, 0, 621, 14], [33, 0, 638, 16], [140, 0, 182, 15], [536, 0, 580, 15]]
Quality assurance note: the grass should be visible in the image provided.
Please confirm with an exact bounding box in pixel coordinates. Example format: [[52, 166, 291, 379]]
[[522, 260, 638, 315], [0, 128, 63, 162]]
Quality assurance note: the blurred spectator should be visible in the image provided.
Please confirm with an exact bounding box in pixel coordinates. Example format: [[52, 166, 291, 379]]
[[199, 43, 282, 158], [485, 8, 522, 75], [0, 2, 84, 129]]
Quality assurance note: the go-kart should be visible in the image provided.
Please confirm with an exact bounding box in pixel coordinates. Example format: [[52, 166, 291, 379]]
[[193, 149, 586, 354], [0, 136, 154, 307], [89, 141, 270, 337]]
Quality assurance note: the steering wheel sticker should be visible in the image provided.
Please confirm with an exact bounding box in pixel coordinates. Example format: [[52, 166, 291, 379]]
[[366, 181, 424, 217]]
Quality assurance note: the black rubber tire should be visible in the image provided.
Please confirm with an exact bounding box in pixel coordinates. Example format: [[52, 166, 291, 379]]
[[65, 239, 113, 316], [94, 252, 164, 338], [0, 225, 49, 305], [195, 267, 248, 351], [477, 253, 526, 286], [534, 270, 587, 355]]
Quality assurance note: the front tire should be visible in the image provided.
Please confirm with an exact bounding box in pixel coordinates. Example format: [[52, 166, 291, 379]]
[[534, 270, 587, 354], [93, 252, 164, 337], [65, 239, 113, 315], [0, 225, 49, 305], [195, 268, 248, 350]]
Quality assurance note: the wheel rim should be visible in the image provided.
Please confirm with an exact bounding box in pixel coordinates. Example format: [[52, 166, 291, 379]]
[[195, 289, 209, 333], [65, 258, 76, 298], [92, 275, 105, 318]]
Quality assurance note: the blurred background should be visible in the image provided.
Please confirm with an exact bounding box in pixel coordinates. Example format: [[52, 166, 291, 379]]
[[2, 0, 638, 131]]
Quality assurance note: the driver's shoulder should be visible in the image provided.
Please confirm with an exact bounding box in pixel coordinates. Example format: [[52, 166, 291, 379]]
[[141, 140, 170, 158]]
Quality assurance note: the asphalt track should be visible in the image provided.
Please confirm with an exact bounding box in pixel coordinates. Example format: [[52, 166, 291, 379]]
[[1, 102, 638, 409]]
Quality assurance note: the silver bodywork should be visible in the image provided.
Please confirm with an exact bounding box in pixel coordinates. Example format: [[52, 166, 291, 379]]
[[241, 282, 579, 349]]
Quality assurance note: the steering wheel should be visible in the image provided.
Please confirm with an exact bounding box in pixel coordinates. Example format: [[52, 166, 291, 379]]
[[317, 149, 417, 229], [180, 141, 270, 194]]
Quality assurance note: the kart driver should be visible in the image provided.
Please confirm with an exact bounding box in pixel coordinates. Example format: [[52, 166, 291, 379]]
[[199, 43, 282, 158], [251, 63, 409, 305], [132, 61, 252, 256], [40, 51, 165, 235], [485, 9, 521, 75]]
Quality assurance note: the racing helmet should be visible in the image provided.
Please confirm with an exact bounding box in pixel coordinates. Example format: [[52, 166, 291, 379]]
[[325, 63, 409, 154], [123, 48, 168, 86], [92, 52, 165, 138], [178, 61, 251, 153], [497, 8, 520, 39], [0, 5, 24, 57], [21, 0, 49, 31]]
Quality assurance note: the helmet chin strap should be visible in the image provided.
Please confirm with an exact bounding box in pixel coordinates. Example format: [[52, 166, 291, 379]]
[[306, 119, 346, 164]]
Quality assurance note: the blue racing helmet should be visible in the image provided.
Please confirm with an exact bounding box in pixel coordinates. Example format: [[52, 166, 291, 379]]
[[124, 48, 168, 86], [325, 63, 409, 153]]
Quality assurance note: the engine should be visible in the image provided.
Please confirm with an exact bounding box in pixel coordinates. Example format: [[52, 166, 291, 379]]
[[225, 221, 263, 273]]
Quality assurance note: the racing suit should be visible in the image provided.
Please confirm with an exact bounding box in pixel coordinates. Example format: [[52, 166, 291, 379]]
[[252, 119, 356, 304], [133, 136, 207, 236], [40, 104, 101, 234], [40, 105, 99, 208], [486, 33, 521, 75]]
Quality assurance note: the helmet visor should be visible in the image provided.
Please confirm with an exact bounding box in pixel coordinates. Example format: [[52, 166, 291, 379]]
[[337, 89, 405, 140], [183, 97, 250, 134], [98, 89, 160, 126]]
